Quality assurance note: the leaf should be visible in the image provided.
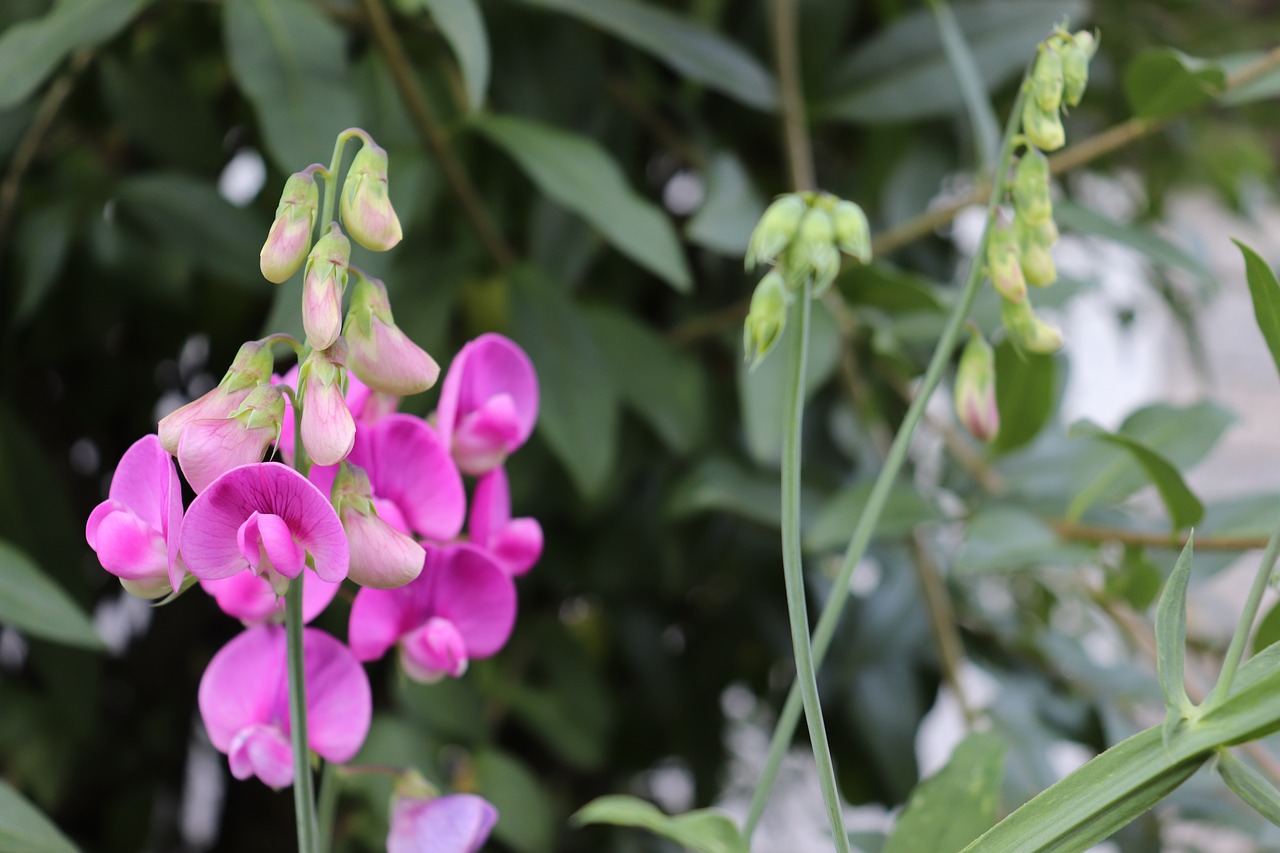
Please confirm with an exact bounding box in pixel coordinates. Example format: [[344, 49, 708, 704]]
[[419, 0, 490, 111], [684, 152, 765, 257], [0, 0, 147, 111], [12, 203, 73, 328], [1055, 202, 1212, 286], [954, 507, 1091, 575], [572, 795, 748, 853], [475, 750, 557, 853], [1155, 536, 1194, 738], [0, 541, 101, 651], [930, 0, 1000, 169], [474, 114, 691, 292], [823, 1, 1087, 123], [1067, 420, 1205, 531], [1218, 749, 1280, 827], [883, 733, 1005, 853], [804, 480, 941, 553], [1124, 48, 1226, 120], [1235, 240, 1280, 386], [992, 339, 1055, 454], [0, 778, 81, 853], [668, 457, 821, 529], [223, 0, 360, 171], [515, 0, 777, 111], [1106, 545, 1162, 611], [1218, 51, 1280, 106], [508, 268, 620, 498], [1256, 600, 1280, 655]]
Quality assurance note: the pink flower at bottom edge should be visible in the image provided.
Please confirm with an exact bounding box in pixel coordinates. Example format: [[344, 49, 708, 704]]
[[388, 793, 498, 853]]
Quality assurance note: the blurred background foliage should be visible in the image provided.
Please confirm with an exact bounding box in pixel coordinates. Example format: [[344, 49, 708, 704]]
[[5, 0, 1280, 850]]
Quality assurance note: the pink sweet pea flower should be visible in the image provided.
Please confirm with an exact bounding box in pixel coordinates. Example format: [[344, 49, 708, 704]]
[[181, 462, 348, 594], [158, 340, 274, 454], [436, 334, 539, 476], [299, 342, 356, 468], [86, 435, 184, 598], [198, 625, 371, 789], [348, 542, 515, 681], [275, 368, 397, 466], [199, 571, 341, 625], [389, 793, 498, 853], [469, 467, 542, 577], [177, 384, 285, 493], [332, 463, 426, 589]]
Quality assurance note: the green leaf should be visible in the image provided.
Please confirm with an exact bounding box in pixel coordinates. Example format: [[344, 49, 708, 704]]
[[992, 340, 1055, 454], [1218, 51, 1280, 106], [0, 541, 100, 651], [1067, 420, 1204, 531], [955, 507, 1091, 575], [508, 268, 620, 498], [1055, 202, 1212, 287], [1218, 749, 1280, 826], [1124, 48, 1226, 120], [12, 203, 73, 328], [823, 1, 1087, 123], [1107, 545, 1162, 611], [0, 0, 147, 111], [572, 795, 748, 853], [475, 750, 557, 853], [418, 0, 489, 111], [474, 114, 691, 292], [684, 152, 765, 257], [883, 733, 1005, 853], [1155, 536, 1194, 735], [1234, 239, 1280, 386], [515, 0, 777, 111], [1255, 600, 1280, 655], [668, 457, 821, 529], [0, 778, 80, 853], [804, 480, 941, 553], [223, 0, 360, 171]]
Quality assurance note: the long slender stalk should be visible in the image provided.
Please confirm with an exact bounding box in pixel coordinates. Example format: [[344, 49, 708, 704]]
[[317, 761, 340, 853], [744, 74, 1034, 840], [286, 576, 319, 853], [1203, 515, 1280, 708], [769, 0, 815, 191], [928, 0, 1000, 174]]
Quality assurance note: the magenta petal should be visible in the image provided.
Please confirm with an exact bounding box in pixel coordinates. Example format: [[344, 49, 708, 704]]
[[348, 585, 418, 662], [436, 334, 539, 470], [198, 626, 286, 754], [452, 394, 522, 475], [435, 544, 517, 658], [389, 794, 498, 853], [343, 507, 425, 589], [228, 724, 294, 788], [302, 379, 356, 467], [93, 509, 168, 580], [297, 628, 372, 763], [178, 418, 273, 493], [109, 435, 174, 532], [400, 617, 468, 681], [201, 571, 340, 625], [494, 518, 542, 577], [355, 415, 464, 541], [469, 468, 510, 545]]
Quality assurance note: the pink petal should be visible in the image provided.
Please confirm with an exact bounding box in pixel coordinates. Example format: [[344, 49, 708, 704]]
[[201, 570, 340, 625], [92, 508, 168, 581], [272, 368, 299, 465], [296, 628, 373, 763], [302, 378, 356, 467], [434, 544, 517, 658], [343, 505, 426, 589], [436, 334, 538, 470], [198, 626, 286, 753], [178, 418, 274, 494], [158, 386, 251, 455], [400, 617, 468, 681], [228, 723, 294, 788], [493, 518, 543, 577], [348, 583, 424, 662], [348, 315, 441, 397], [181, 463, 349, 582], [303, 271, 343, 351], [469, 468, 511, 544], [164, 459, 185, 594], [389, 794, 498, 853], [108, 435, 174, 532], [353, 415, 464, 541]]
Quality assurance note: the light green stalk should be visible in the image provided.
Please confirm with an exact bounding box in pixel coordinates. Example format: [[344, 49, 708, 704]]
[[1204, 514, 1280, 708], [286, 576, 318, 853]]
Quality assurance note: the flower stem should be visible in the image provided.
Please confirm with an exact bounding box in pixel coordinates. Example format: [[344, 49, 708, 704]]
[[744, 73, 1033, 840], [317, 760, 340, 853], [318, 129, 360, 234], [286, 575, 319, 853], [1203, 514, 1280, 708]]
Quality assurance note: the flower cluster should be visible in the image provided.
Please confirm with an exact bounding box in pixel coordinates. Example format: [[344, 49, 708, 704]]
[[86, 129, 537, 850]]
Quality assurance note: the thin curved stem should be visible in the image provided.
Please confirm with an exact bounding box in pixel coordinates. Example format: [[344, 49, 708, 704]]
[[770, 0, 815, 191], [286, 577, 319, 853], [1203, 515, 1280, 708]]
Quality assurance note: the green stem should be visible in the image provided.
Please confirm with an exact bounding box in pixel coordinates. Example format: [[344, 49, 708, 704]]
[[1204, 514, 1280, 708], [744, 74, 1033, 840], [778, 279, 851, 851], [286, 576, 319, 853], [318, 129, 362, 234], [317, 761, 340, 853], [928, 0, 1000, 174]]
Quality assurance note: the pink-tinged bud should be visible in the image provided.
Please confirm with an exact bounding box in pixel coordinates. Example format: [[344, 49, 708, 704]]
[[260, 171, 319, 283], [343, 270, 440, 396], [299, 342, 356, 467], [987, 221, 1026, 303], [302, 224, 350, 351], [158, 340, 275, 454], [340, 140, 402, 252], [332, 463, 426, 589], [177, 384, 285, 493], [401, 617, 468, 681], [1001, 297, 1064, 355], [954, 330, 999, 442]]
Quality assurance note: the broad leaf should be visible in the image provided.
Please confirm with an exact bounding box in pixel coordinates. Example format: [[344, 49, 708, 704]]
[[475, 114, 691, 292], [1256, 600, 1280, 655], [1235, 240, 1280, 385], [0, 541, 101, 651], [884, 733, 1005, 853], [992, 340, 1055, 454], [1218, 749, 1280, 826], [572, 795, 748, 853], [475, 750, 557, 853], [13, 203, 73, 328], [418, 0, 490, 111], [1124, 48, 1225, 120], [1154, 537, 1194, 738], [0, 778, 81, 853], [668, 457, 821, 529], [804, 481, 941, 553], [685, 153, 765, 257], [955, 507, 1091, 575]]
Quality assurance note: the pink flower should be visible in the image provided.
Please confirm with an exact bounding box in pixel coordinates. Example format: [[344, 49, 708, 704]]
[[199, 571, 341, 625], [86, 435, 184, 598], [177, 384, 285, 493], [348, 542, 515, 681], [301, 224, 350, 351], [389, 793, 498, 853], [158, 340, 274, 454], [332, 463, 426, 589], [469, 467, 541, 577], [181, 462, 348, 594], [344, 270, 439, 396], [260, 171, 319, 284], [275, 369, 397, 466], [436, 334, 539, 476], [198, 625, 371, 789], [340, 141, 403, 252], [299, 342, 356, 467]]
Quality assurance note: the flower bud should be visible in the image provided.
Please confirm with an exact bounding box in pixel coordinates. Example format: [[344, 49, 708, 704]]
[[987, 221, 1026, 303], [1013, 148, 1053, 226], [1062, 31, 1097, 108], [832, 200, 872, 264], [743, 270, 789, 370], [343, 270, 440, 396], [260, 171, 319, 283], [302, 224, 350, 352], [1032, 44, 1065, 113], [178, 384, 285, 493], [1001, 297, 1064, 355], [954, 330, 999, 442], [1022, 98, 1065, 152], [1017, 219, 1058, 288], [789, 207, 841, 294], [746, 194, 806, 270], [158, 340, 275, 454], [340, 140, 403, 252], [332, 463, 425, 589], [299, 341, 356, 467]]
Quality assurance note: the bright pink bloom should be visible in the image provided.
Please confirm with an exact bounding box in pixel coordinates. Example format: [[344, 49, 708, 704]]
[[177, 384, 284, 493], [332, 463, 426, 589], [86, 435, 184, 598], [198, 625, 371, 789], [469, 467, 541, 577], [436, 334, 539, 476], [348, 542, 516, 681], [181, 462, 348, 593], [199, 571, 341, 625], [388, 793, 497, 853]]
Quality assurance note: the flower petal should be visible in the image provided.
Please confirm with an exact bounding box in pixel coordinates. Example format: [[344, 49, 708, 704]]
[[178, 418, 274, 494], [92, 508, 168, 581], [400, 617, 468, 681], [354, 415, 464, 541], [201, 570, 340, 625], [198, 626, 286, 753], [434, 543, 516, 658], [343, 506, 426, 589], [436, 334, 538, 468], [108, 435, 175, 532], [297, 628, 372, 764], [228, 723, 294, 789], [388, 794, 498, 853], [493, 518, 542, 578]]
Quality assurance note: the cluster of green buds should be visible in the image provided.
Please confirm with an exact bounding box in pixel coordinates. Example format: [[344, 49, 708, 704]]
[[1023, 27, 1098, 152], [742, 192, 872, 368]]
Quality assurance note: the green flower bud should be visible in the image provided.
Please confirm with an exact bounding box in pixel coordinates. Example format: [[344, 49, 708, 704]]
[[1022, 98, 1065, 152], [341, 140, 403, 252], [746, 194, 807, 270], [987, 222, 1026, 303], [1062, 31, 1096, 107], [832, 200, 872, 264], [260, 171, 319, 284], [791, 207, 841, 295], [1032, 45, 1065, 113], [1016, 218, 1058, 287], [1001, 297, 1064, 355], [954, 330, 999, 442], [744, 270, 789, 369], [1013, 148, 1053, 226]]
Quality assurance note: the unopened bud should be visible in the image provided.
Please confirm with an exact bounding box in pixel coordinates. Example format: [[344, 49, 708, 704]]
[[1032, 44, 1065, 113], [332, 463, 425, 589], [177, 384, 285, 493], [954, 331, 999, 442], [340, 140, 403, 252], [987, 222, 1026, 303], [302, 224, 350, 351], [832, 200, 872, 264], [1013, 148, 1053, 226], [299, 342, 356, 466], [1017, 219, 1058, 287], [1001, 298, 1064, 354], [746, 194, 806, 270], [260, 171, 319, 283], [744, 271, 789, 369], [1022, 99, 1065, 152], [158, 340, 275, 453], [790, 207, 840, 295], [1062, 31, 1097, 107], [343, 270, 440, 396]]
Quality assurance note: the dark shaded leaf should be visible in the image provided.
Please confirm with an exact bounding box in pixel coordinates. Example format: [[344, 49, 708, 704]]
[[1124, 48, 1225, 119], [0, 541, 101, 651]]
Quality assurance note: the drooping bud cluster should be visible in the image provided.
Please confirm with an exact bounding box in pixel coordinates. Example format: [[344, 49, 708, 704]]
[[1022, 28, 1097, 152], [743, 191, 872, 368]]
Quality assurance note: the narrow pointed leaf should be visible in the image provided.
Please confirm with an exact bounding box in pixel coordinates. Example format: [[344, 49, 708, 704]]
[[0, 779, 81, 853], [572, 795, 748, 853], [992, 340, 1055, 454], [1218, 749, 1280, 826], [883, 733, 1005, 853], [0, 541, 101, 650], [1235, 240, 1280, 385], [419, 0, 490, 111], [1067, 420, 1204, 530], [1155, 535, 1194, 739]]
